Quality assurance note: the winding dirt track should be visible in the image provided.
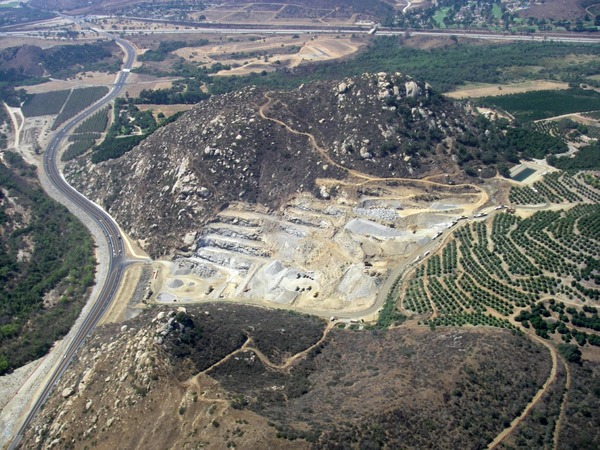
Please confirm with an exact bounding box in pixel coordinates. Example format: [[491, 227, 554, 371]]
[[187, 321, 334, 391], [258, 93, 489, 209], [553, 357, 571, 450], [487, 332, 559, 449]]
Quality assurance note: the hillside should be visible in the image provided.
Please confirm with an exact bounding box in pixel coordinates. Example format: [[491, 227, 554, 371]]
[[65, 72, 491, 257], [30, 0, 394, 18], [0, 152, 95, 375], [0, 42, 120, 81], [21, 304, 552, 449]]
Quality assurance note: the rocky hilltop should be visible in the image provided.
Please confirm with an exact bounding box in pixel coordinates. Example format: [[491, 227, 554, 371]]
[[66, 73, 478, 257], [22, 305, 551, 449]]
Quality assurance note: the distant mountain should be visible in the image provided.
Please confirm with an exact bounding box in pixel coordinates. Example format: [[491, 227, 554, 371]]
[[30, 0, 394, 18]]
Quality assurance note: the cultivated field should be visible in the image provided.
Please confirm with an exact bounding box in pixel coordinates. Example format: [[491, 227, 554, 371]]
[[52, 86, 108, 130], [396, 170, 600, 355]]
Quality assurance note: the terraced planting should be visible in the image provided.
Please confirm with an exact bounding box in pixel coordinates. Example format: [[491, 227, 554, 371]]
[[73, 107, 109, 134], [400, 171, 600, 348], [61, 108, 110, 161], [509, 171, 595, 205], [62, 133, 102, 162]]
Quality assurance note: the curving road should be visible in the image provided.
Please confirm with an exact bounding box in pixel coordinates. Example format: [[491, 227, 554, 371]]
[[7, 33, 137, 450]]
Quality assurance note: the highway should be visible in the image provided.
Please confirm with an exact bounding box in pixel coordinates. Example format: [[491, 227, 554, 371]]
[[7, 34, 137, 450], [4, 20, 600, 44]]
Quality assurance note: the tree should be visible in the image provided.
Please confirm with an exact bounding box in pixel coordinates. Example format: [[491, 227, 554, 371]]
[[558, 343, 582, 364]]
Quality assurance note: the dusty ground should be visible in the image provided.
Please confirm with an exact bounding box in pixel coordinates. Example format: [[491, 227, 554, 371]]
[[172, 34, 363, 76], [445, 80, 569, 99], [517, 0, 588, 20], [22, 72, 177, 99], [21, 306, 553, 450], [152, 184, 484, 315], [0, 36, 94, 50], [100, 263, 147, 325]]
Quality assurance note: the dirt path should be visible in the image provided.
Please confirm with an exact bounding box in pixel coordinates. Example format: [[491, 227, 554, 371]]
[[250, 321, 334, 371], [187, 321, 333, 390], [258, 93, 490, 208], [533, 110, 600, 124], [487, 331, 559, 449], [4, 103, 23, 149], [553, 356, 572, 450]]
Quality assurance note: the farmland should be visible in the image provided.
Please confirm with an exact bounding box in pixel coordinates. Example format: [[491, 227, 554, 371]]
[[399, 170, 600, 354], [479, 88, 600, 122], [21, 89, 70, 117], [61, 133, 102, 162], [73, 107, 109, 134], [52, 86, 108, 130]]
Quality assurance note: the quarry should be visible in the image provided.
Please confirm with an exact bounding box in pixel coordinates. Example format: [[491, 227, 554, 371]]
[[151, 184, 485, 315]]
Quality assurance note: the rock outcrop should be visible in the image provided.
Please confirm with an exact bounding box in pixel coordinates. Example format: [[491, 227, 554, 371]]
[[65, 72, 474, 257]]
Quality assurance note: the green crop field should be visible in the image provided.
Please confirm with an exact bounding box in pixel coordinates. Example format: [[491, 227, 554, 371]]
[[52, 87, 108, 130], [62, 136, 99, 161], [73, 107, 109, 134], [479, 89, 600, 122], [21, 90, 70, 117]]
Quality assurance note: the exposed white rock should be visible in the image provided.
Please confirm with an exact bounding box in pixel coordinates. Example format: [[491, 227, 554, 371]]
[[405, 81, 420, 98], [61, 387, 74, 399]]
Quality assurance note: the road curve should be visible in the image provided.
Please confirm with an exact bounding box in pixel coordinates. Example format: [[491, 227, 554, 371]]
[[7, 33, 137, 450]]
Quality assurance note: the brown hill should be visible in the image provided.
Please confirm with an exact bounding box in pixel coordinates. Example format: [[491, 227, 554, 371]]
[[0, 45, 44, 77], [65, 73, 478, 257], [21, 305, 552, 449]]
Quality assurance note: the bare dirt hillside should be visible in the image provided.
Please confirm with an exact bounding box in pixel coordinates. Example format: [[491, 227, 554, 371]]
[[21, 305, 552, 449]]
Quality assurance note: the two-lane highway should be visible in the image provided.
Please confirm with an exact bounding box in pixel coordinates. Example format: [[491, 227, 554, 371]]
[[8, 34, 138, 450]]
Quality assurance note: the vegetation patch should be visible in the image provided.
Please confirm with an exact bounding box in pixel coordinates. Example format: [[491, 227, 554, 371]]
[[209, 326, 550, 449], [0, 154, 95, 374], [207, 40, 600, 95], [479, 88, 600, 122], [548, 141, 600, 170], [73, 107, 109, 134], [90, 98, 183, 163], [161, 305, 325, 379], [402, 181, 600, 344], [21, 89, 70, 117], [138, 40, 209, 63]]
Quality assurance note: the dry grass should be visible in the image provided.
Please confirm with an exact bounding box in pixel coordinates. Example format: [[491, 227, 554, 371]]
[[136, 103, 194, 118], [445, 80, 569, 99]]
